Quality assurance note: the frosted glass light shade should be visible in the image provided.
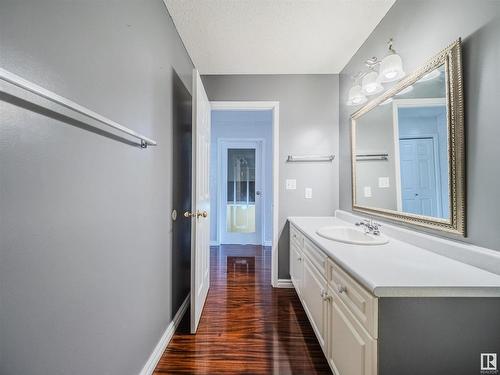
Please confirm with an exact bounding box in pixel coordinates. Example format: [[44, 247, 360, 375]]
[[379, 53, 405, 82], [361, 71, 383, 95], [346, 85, 367, 106]]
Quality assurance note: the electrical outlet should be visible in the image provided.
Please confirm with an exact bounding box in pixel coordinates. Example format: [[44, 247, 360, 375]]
[[286, 179, 297, 190], [364, 186, 372, 197], [305, 188, 313, 199]]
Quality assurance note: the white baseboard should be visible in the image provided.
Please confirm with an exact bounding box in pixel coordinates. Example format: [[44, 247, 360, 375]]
[[139, 294, 190, 375], [276, 278, 294, 288]]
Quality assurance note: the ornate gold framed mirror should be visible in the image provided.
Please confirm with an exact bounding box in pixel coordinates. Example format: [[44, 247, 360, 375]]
[[350, 39, 465, 235]]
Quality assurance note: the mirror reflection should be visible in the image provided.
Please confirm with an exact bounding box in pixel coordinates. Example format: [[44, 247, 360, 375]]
[[354, 64, 450, 219]]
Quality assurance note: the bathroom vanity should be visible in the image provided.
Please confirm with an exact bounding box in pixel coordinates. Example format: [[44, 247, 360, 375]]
[[289, 214, 500, 375]]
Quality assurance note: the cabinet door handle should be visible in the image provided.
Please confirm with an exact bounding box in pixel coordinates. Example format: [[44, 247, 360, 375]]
[[337, 285, 347, 294], [322, 291, 332, 301]]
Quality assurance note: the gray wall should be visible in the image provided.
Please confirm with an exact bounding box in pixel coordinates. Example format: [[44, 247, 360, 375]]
[[339, 0, 500, 250], [0, 1, 194, 375], [378, 297, 500, 375], [202, 75, 339, 278], [355, 104, 398, 210]]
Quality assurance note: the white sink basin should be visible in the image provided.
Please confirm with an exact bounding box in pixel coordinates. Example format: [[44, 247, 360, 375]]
[[316, 226, 389, 246]]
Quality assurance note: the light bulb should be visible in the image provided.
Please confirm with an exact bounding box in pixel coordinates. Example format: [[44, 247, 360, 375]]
[[361, 71, 383, 96], [379, 53, 405, 83], [346, 85, 367, 106]]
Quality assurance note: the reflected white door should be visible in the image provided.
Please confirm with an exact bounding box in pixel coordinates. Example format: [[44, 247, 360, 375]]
[[190, 70, 211, 333], [399, 137, 438, 217], [220, 140, 262, 245]]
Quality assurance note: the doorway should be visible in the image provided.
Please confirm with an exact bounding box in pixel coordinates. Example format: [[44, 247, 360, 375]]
[[210, 102, 280, 287], [392, 98, 449, 219], [219, 140, 264, 245]]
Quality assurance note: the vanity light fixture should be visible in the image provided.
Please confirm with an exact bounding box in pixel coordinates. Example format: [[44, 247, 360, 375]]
[[379, 38, 405, 82], [361, 70, 384, 96], [346, 38, 405, 106], [346, 83, 367, 106]]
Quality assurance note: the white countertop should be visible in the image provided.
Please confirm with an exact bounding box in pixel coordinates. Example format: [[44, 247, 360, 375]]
[[288, 216, 500, 297]]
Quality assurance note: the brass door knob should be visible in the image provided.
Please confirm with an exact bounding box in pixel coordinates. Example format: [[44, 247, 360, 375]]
[[196, 210, 208, 218]]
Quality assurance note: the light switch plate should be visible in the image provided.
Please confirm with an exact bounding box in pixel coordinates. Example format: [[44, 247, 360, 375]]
[[305, 188, 313, 199], [286, 179, 297, 190], [364, 186, 372, 197], [378, 177, 390, 188]]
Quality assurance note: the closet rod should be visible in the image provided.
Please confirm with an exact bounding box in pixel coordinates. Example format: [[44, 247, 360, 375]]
[[0, 67, 157, 148]]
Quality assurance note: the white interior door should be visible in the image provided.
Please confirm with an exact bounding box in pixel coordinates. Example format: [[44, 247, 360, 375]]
[[399, 137, 438, 217], [220, 140, 262, 245], [190, 70, 211, 333]]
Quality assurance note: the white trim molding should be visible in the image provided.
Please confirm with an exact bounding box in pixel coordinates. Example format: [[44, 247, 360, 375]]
[[276, 279, 294, 288], [210, 101, 280, 288], [139, 295, 190, 375]]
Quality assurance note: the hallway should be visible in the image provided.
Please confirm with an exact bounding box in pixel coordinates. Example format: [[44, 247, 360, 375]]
[[153, 245, 331, 374]]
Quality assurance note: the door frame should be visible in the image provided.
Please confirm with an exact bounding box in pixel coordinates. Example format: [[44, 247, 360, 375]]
[[218, 138, 265, 245], [210, 101, 280, 287], [392, 98, 446, 211]]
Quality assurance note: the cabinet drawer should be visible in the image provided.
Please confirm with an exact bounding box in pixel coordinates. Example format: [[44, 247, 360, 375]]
[[290, 224, 304, 249], [303, 237, 327, 277], [327, 258, 378, 338]]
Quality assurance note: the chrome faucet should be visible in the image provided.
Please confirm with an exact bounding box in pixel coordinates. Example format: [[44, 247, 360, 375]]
[[355, 219, 382, 236]]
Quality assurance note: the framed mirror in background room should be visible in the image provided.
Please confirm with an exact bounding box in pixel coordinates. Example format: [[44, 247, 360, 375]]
[[350, 39, 465, 235]]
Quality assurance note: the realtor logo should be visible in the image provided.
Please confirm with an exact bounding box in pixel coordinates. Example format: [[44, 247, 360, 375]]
[[481, 353, 498, 374]]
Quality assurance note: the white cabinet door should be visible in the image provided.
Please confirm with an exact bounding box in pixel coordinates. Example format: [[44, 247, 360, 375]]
[[328, 292, 377, 375], [290, 243, 303, 296], [302, 257, 327, 350]]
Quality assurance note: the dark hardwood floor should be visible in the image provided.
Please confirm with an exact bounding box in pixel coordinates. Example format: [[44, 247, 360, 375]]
[[154, 244, 331, 374]]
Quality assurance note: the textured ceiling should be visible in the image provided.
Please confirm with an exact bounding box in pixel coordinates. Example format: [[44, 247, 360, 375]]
[[164, 0, 396, 74]]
